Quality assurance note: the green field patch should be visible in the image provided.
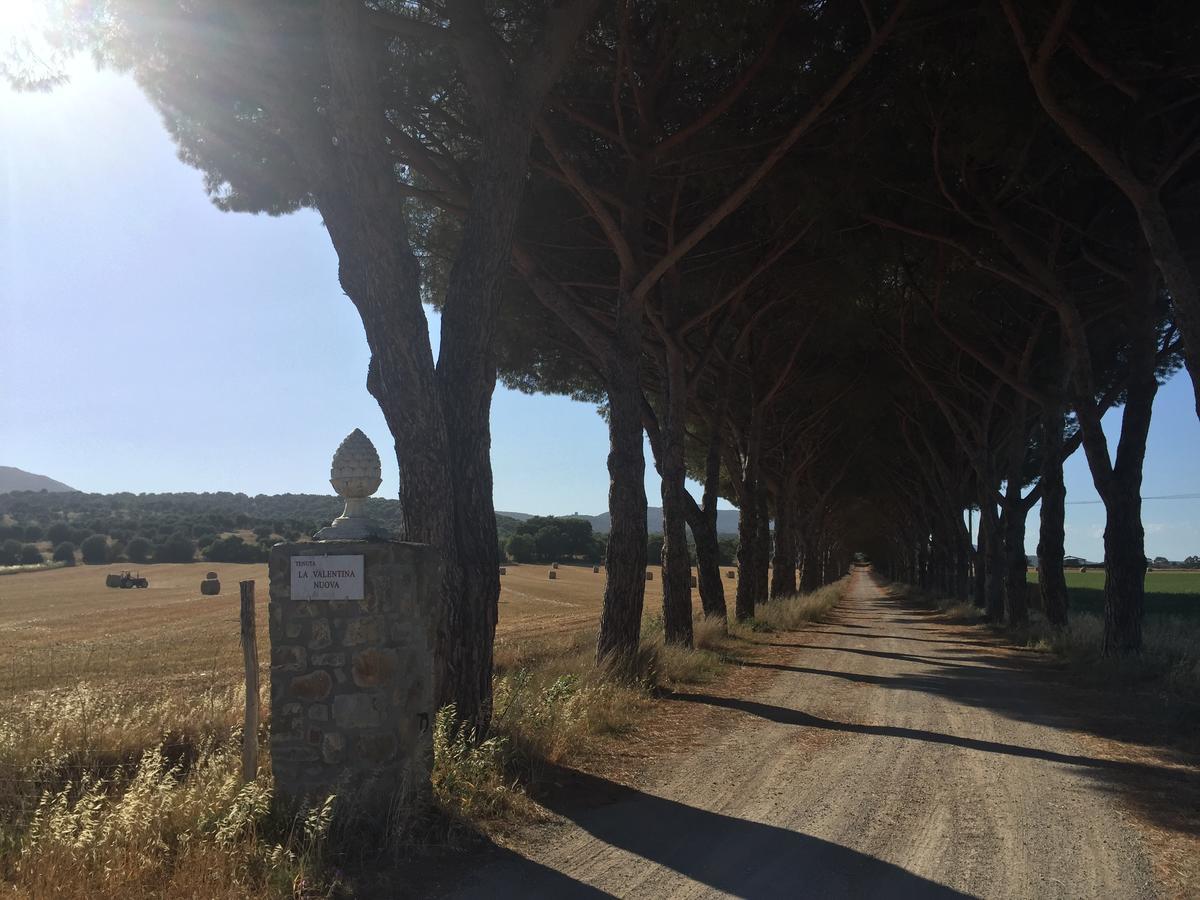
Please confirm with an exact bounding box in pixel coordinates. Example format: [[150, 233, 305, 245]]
[[1027, 570, 1200, 618]]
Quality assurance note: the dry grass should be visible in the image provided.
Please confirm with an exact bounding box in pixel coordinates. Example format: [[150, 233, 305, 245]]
[[0, 561, 831, 897], [748, 581, 846, 631], [890, 582, 1200, 696], [1018, 612, 1200, 695], [2, 748, 329, 900]]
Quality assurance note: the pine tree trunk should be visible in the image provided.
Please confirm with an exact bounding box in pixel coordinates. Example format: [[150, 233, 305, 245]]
[[1002, 508, 1029, 625], [822, 542, 836, 585], [1000, 496, 1029, 626], [917, 539, 931, 590], [734, 408, 764, 621], [687, 413, 727, 620], [658, 344, 693, 646], [954, 517, 971, 602], [980, 499, 1005, 622], [597, 334, 648, 663], [1037, 402, 1069, 629], [1000, 401, 1031, 625], [770, 479, 797, 598], [434, 114, 535, 730], [800, 527, 822, 593], [735, 486, 760, 621], [955, 543, 969, 602], [1101, 489, 1147, 656], [686, 496, 727, 620], [755, 489, 772, 597], [1070, 264, 1159, 656], [1099, 326, 1158, 656], [973, 512, 988, 608]]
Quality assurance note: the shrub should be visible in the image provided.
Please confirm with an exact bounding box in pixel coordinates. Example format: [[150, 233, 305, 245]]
[[204, 535, 268, 563], [19, 543, 44, 565], [52, 542, 76, 565], [126, 536, 152, 564], [506, 533, 535, 563], [155, 532, 196, 563], [24, 524, 43, 542], [79, 534, 109, 565], [0, 538, 21, 566], [532, 525, 567, 562], [46, 522, 73, 545]]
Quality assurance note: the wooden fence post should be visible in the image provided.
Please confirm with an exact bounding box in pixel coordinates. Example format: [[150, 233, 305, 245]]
[[240, 580, 259, 783]]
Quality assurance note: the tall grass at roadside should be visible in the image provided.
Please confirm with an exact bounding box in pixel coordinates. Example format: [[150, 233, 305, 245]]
[[888, 583, 983, 623], [1018, 612, 1200, 695], [749, 580, 846, 631], [891, 581, 1200, 696], [2, 740, 333, 900]]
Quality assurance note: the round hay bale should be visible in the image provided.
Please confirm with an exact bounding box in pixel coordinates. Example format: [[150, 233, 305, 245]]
[[592, 565, 600, 573], [200, 579, 221, 596], [645, 571, 653, 581], [1079, 566, 1088, 574], [552, 562, 559, 570], [548, 570, 557, 580], [726, 571, 736, 579], [206, 571, 218, 580], [690, 576, 697, 587], [499, 567, 507, 575], [105, 574, 122, 588]]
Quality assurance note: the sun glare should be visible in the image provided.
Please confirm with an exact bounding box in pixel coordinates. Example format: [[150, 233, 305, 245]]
[[0, 0, 50, 44], [1, 0, 70, 87]]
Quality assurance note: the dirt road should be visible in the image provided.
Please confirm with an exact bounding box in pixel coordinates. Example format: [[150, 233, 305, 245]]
[[449, 569, 1169, 899]]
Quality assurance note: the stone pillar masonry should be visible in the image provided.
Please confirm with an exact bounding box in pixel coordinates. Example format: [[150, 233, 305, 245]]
[[268, 539, 439, 816]]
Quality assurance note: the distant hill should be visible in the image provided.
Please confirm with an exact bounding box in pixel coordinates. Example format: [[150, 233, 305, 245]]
[[498, 506, 740, 535], [0, 467, 75, 494]]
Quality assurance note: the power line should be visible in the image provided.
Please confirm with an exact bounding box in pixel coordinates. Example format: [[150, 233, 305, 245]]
[[1065, 492, 1200, 505]]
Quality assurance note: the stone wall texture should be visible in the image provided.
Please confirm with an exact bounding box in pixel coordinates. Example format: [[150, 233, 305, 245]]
[[268, 540, 438, 811]]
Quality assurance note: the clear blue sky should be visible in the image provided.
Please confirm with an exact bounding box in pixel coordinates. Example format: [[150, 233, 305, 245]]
[[2, 62, 1198, 560]]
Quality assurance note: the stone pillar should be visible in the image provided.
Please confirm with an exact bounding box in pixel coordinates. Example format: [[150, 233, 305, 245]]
[[268, 539, 438, 812]]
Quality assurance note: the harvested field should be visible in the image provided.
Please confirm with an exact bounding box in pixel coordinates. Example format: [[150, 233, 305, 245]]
[[0, 561, 746, 695]]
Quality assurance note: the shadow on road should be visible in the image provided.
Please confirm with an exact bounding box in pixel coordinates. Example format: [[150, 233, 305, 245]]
[[670, 692, 1192, 782], [453, 766, 971, 899], [757, 580, 1200, 850]]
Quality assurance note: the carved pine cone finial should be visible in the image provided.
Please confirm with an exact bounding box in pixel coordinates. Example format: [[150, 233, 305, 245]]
[[329, 428, 382, 500]]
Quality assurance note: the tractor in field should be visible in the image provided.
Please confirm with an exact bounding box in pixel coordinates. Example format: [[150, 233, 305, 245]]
[[105, 571, 149, 589]]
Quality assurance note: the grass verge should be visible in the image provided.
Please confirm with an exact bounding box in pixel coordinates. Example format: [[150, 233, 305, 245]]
[[890, 582, 1200, 704]]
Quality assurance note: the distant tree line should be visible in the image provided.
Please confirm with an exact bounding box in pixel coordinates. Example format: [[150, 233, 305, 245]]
[[499, 515, 740, 567], [0, 491, 335, 566], [0, 491, 559, 567]]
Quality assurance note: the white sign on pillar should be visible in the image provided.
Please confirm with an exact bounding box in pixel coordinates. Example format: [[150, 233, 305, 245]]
[[290, 555, 365, 600]]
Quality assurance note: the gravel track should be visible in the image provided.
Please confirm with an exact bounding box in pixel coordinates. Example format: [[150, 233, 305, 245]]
[[449, 569, 1161, 899]]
